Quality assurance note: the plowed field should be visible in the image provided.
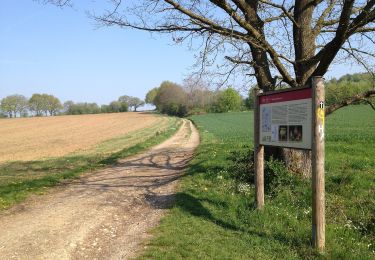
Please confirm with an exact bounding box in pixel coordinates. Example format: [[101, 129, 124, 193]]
[[0, 113, 161, 163]]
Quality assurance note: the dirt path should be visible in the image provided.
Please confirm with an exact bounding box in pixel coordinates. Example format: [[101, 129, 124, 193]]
[[0, 120, 199, 259]]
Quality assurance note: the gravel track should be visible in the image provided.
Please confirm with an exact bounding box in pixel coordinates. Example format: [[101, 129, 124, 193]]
[[0, 119, 199, 259]]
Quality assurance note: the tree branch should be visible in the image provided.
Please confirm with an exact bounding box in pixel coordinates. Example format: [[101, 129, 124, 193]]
[[259, 0, 298, 27], [313, 0, 336, 35], [326, 89, 375, 115], [41, 0, 71, 7], [224, 55, 255, 65]]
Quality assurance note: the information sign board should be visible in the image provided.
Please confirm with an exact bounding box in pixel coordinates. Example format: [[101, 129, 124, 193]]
[[259, 88, 312, 149]]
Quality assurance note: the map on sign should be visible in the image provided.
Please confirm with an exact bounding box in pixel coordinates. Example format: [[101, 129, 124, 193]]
[[259, 88, 312, 149]]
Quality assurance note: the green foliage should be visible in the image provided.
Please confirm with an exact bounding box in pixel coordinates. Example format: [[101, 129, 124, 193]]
[[214, 87, 243, 113], [229, 148, 300, 196], [45, 94, 63, 115], [0, 94, 28, 118], [146, 81, 246, 116], [100, 104, 110, 113], [29, 93, 62, 116], [109, 101, 128, 113], [29, 94, 46, 116], [0, 93, 139, 117], [65, 102, 101, 115], [118, 95, 144, 111], [153, 81, 189, 117], [145, 87, 159, 105], [326, 73, 374, 106], [120, 102, 129, 112], [142, 107, 375, 259], [65, 97, 131, 115]]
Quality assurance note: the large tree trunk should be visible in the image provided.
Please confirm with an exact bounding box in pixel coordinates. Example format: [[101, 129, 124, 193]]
[[264, 147, 312, 178], [281, 148, 312, 178], [287, 0, 317, 175], [293, 0, 317, 85], [246, 0, 316, 178]]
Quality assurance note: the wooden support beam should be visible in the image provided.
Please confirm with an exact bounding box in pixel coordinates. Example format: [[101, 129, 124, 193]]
[[311, 76, 326, 252], [254, 88, 264, 209]]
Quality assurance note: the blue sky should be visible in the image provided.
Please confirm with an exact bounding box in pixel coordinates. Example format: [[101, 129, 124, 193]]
[[0, 1, 365, 105], [0, 0, 195, 105]]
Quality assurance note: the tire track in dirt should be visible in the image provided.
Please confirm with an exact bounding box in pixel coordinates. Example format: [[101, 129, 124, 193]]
[[0, 119, 199, 259]]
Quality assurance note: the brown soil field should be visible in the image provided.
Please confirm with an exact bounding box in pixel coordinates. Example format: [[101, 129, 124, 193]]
[[0, 113, 161, 163]]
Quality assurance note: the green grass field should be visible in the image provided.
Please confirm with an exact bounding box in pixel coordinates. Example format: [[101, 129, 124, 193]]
[[0, 117, 181, 210], [141, 106, 375, 259]]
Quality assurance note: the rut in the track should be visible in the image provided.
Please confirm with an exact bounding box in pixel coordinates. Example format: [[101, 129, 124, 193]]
[[0, 120, 199, 260]]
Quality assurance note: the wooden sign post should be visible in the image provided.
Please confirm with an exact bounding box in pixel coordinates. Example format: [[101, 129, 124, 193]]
[[254, 76, 325, 252], [254, 88, 264, 209], [312, 77, 325, 252]]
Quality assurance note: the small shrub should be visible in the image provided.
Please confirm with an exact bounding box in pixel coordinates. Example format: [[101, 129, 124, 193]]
[[228, 146, 298, 196], [227, 146, 254, 183]]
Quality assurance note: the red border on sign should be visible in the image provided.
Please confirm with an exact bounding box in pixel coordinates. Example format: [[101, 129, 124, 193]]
[[259, 88, 312, 104]]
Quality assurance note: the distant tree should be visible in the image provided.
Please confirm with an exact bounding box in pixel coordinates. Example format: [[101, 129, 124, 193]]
[[215, 88, 242, 113], [63, 100, 75, 114], [182, 76, 219, 113], [1, 95, 28, 118], [109, 101, 123, 113], [145, 87, 159, 105], [16, 95, 29, 117], [145, 80, 223, 115], [66, 102, 101, 115], [85, 103, 101, 114], [118, 95, 131, 105], [45, 95, 62, 115], [40, 94, 51, 116], [1, 96, 16, 118], [100, 104, 110, 113], [154, 81, 188, 117], [130, 97, 145, 112], [29, 94, 46, 116], [118, 95, 144, 111], [107, 101, 127, 113], [119, 102, 129, 112], [64, 101, 125, 115]]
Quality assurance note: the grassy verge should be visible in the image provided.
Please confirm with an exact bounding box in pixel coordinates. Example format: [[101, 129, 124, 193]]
[[0, 116, 181, 210], [141, 107, 374, 259]]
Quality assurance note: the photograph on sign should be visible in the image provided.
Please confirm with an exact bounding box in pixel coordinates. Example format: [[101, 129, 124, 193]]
[[259, 88, 312, 149]]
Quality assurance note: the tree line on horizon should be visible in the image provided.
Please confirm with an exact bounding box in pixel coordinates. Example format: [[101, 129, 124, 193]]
[[146, 73, 375, 117], [145, 80, 247, 117], [0, 94, 145, 118], [2, 73, 373, 119]]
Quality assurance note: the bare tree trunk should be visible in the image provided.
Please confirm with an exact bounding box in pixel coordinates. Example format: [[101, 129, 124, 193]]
[[293, 0, 317, 85]]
